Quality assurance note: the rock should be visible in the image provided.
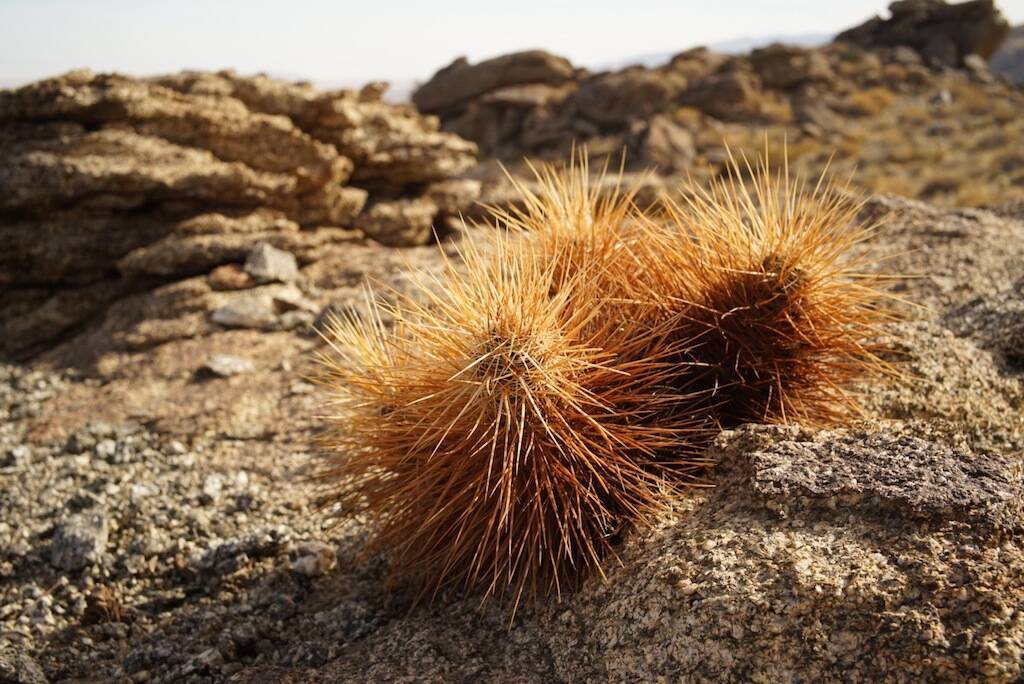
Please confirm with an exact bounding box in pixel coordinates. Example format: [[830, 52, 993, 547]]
[[837, 0, 1010, 66], [191, 526, 290, 575], [633, 114, 696, 172], [678, 69, 766, 121], [0, 211, 175, 286], [963, 52, 994, 82], [666, 46, 727, 80], [51, 511, 109, 572], [990, 24, 1024, 84], [0, 128, 296, 214], [270, 287, 319, 314], [573, 69, 684, 125], [0, 72, 348, 187], [306, 92, 477, 185], [195, 647, 224, 671], [210, 293, 279, 330], [0, 642, 48, 684], [202, 474, 225, 499], [244, 243, 298, 284], [290, 542, 337, 578], [945, 277, 1024, 372], [540, 424, 1024, 681], [6, 193, 1024, 681], [118, 220, 359, 280], [201, 355, 256, 377], [208, 264, 254, 291], [356, 198, 439, 247], [413, 50, 576, 113], [423, 179, 482, 215], [278, 310, 316, 332], [749, 43, 834, 89]]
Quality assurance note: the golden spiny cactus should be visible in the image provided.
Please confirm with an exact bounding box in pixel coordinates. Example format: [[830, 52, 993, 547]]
[[632, 154, 899, 425], [316, 149, 897, 610], [318, 234, 709, 609]]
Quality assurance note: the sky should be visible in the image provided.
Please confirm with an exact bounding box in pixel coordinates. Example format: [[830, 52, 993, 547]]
[[2, 0, 1024, 89]]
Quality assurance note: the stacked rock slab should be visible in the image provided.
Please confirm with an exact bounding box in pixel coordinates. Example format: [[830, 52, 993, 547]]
[[0, 71, 479, 359]]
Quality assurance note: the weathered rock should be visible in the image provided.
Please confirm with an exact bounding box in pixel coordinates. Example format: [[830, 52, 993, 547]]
[[0, 70, 476, 360], [6, 191, 1024, 682], [750, 43, 835, 89], [837, 0, 1010, 66], [423, 179, 482, 215], [541, 424, 1024, 681], [290, 541, 338, 578], [963, 52, 995, 81], [244, 243, 299, 284], [153, 70, 319, 119], [573, 69, 684, 125], [413, 50, 576, 113], [666, 46, 727, 81], [356, 198, 439, 247], [0, 281, 131, 360], [201, 354, 256, 377], [632, 114, 696, 172], [0, 211, 175, 286], [50, 511, 109, 571], [0, 71, 349, 187], [0, 128, 296, 214], [0, 643, 48, 684], [210, 292, 280, 331], [678, 69, 766, 120], [307, 91, 478, 184], [945, 277, 1024, 372]]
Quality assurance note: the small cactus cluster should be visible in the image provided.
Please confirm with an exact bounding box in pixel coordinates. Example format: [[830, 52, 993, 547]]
[[317, 152, 896, 610]]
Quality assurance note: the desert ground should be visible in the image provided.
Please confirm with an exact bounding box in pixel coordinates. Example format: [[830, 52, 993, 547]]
[[2, 1, 1023, 682]]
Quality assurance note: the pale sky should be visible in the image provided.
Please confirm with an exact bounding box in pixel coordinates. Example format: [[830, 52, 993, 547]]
[[2, 0, 1023, 89]]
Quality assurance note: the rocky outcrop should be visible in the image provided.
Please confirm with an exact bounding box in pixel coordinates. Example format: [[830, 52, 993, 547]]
[[991, 24, 1024, 83], [412, 50, 576, 113], [0, 71, 479, 359], [409, 1, 1020, 183], [542, 424, 1023, 682], [838, 0, 1011, 66]]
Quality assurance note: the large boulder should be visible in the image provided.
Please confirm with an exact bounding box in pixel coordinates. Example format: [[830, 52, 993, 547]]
[[412, 50, 576, 113], [678, 69, 767, 121], [837, 0, 1011, 66], [631, 114, 696, 172], [573, 69, 685, 125], [749, 43, 835, 89]]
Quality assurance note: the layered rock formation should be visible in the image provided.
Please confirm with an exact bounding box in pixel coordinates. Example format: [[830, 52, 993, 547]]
[[0, 71, 478, 359], [838, 0, 1010, 66], [412, 0, 1021, 206]]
